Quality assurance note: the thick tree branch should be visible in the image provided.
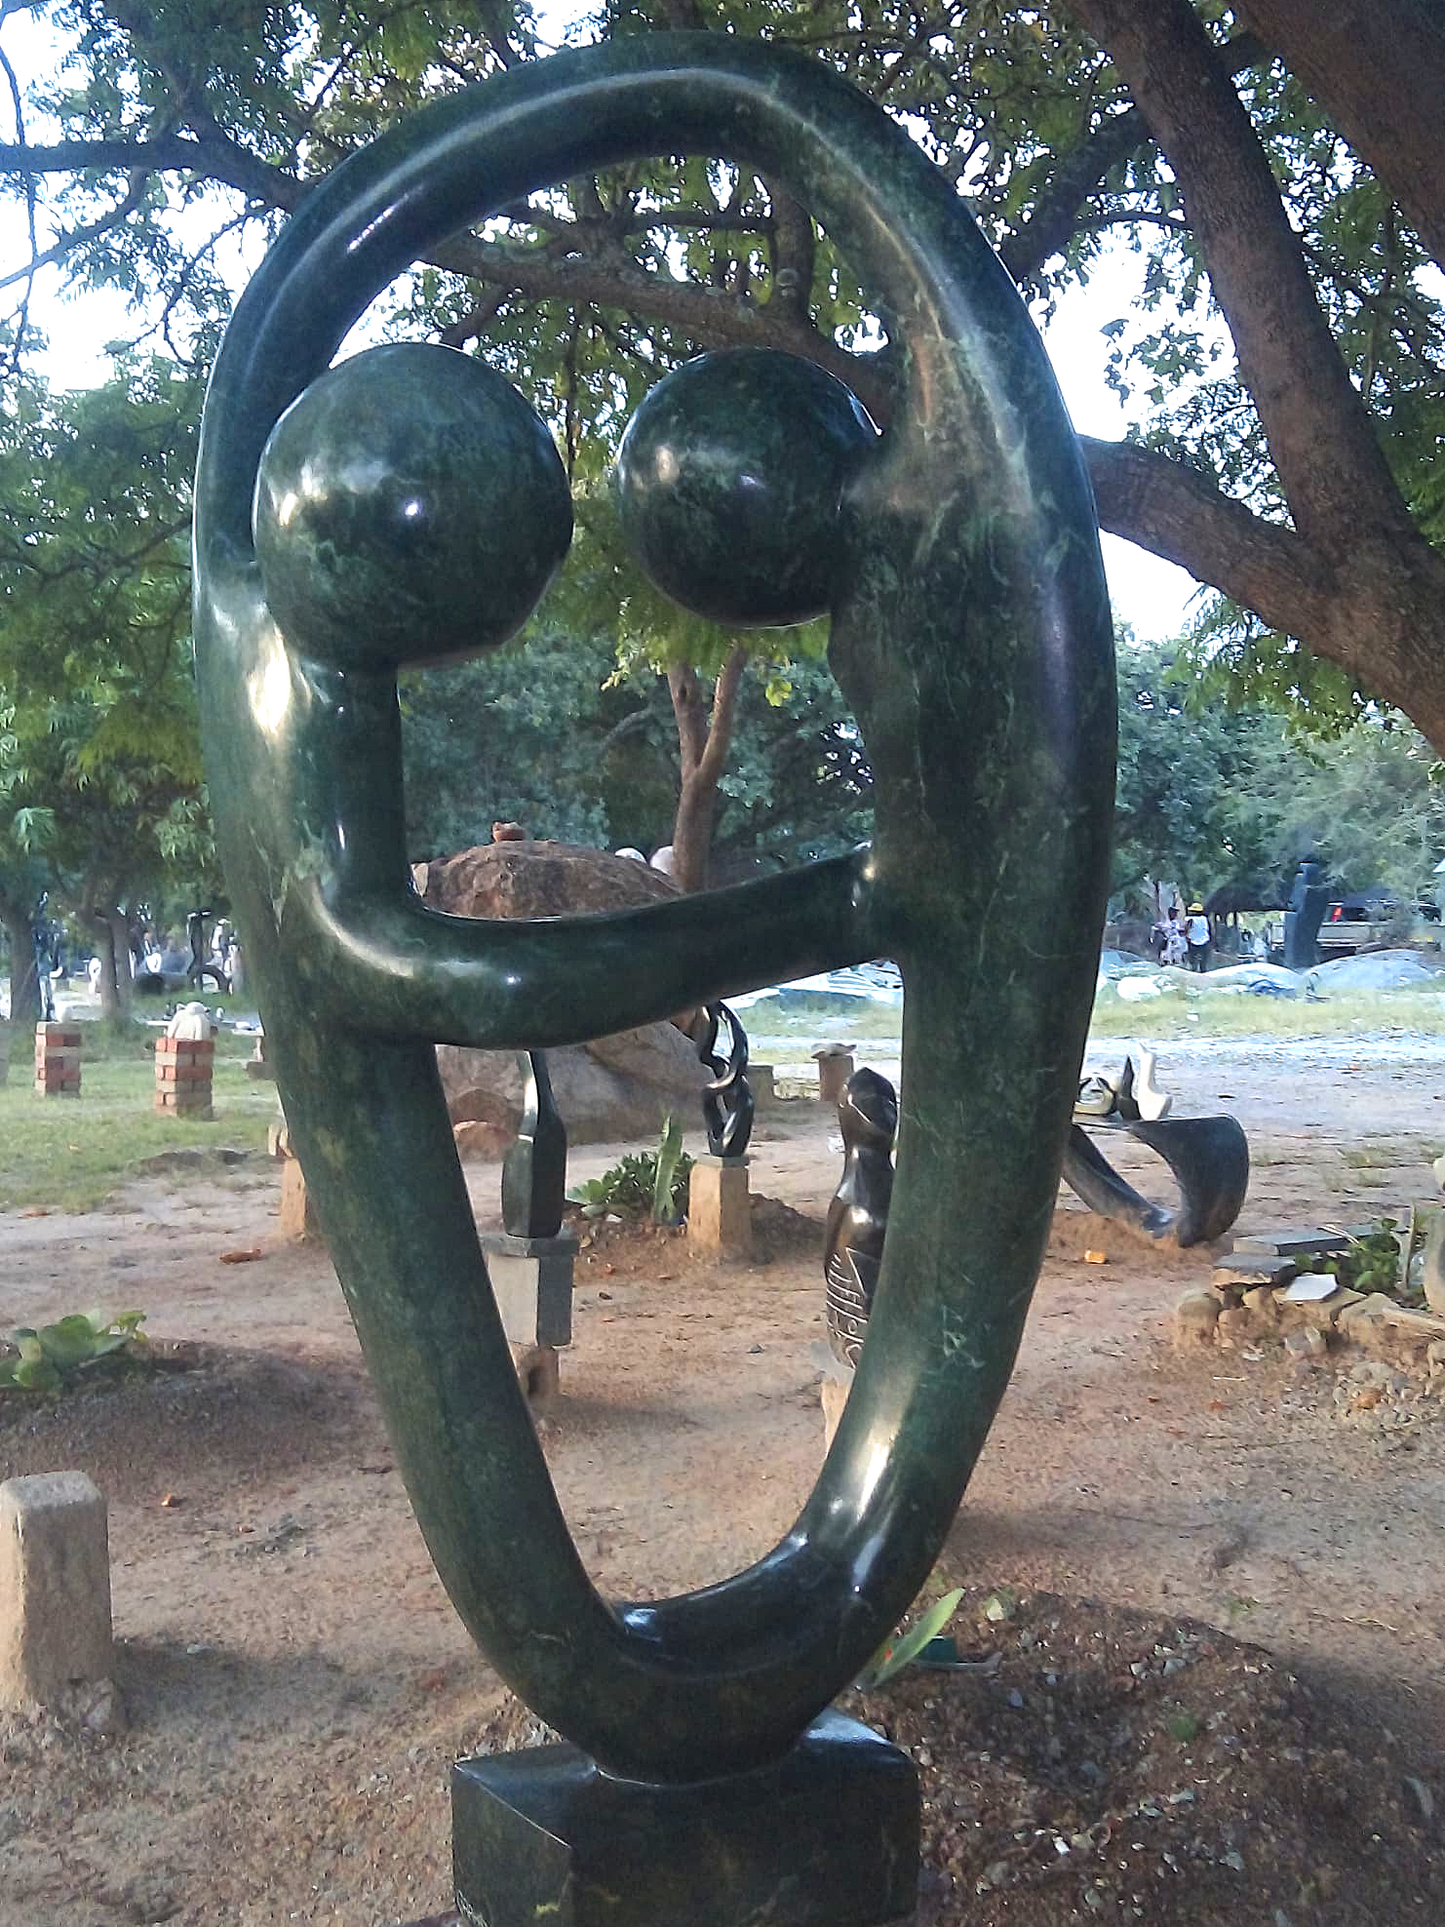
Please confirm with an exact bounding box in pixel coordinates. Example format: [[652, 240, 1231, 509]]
[[1081, 437, 1332, 638], [1237, 0, 1445, 274], [999, 30, 1266, 285], [434, 232, 893, 418], [1064, 0, 1409, 551], [696, 641, 748, 789]]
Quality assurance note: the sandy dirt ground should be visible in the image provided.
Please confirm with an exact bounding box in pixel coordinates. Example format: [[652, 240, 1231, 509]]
[[1, 1038, 1444, 1923]]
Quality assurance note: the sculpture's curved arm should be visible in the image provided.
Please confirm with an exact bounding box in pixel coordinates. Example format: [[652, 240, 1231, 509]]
[[194, 33, 1114, 1782], [300, 852, 877, 1050]]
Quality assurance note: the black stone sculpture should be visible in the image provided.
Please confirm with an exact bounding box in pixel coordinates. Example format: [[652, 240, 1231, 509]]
[[500, 1049, 567, 1240], [1061, 1115, 1250, 1248], [185, 906, 231, 993], [1283, 858, 1330, 970], [32, 894, 57, 1023], [191, 34, 1116, 1927], [696, 999, 755, 1160], [824, 1069, 898, 1368]]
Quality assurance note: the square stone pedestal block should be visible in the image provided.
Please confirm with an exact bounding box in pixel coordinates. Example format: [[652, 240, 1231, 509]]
[[279, 1157, 321, 1242], [687, 1155, 752, 1261], [0, 1472, 112, 1708], [453, 1709, 919, 1927], [479, 1232, 576, 1349]]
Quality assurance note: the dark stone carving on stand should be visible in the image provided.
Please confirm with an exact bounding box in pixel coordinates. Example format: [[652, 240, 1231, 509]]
[[696, 999, 754, 1160], [1061, 1115, 1250, 1248], [501, 1049, 567, 1240], [32, 893, 57, 1022], [824, 1069, 897, 1367], [193, 34, 1115, 1927], [1283, 858, 1329, 970], [186, 906, 231, 994]]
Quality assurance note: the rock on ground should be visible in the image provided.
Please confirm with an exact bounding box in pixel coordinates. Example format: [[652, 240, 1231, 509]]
[[417, 842, 706, 1146]]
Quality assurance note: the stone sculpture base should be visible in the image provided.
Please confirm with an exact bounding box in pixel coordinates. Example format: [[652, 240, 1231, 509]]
[[0, 1472, 112, 1708], [479, 1232, 576, 1348], [279, 1157, 321, 1242], [452, 1710, 918, 1927], [687, 1155, 752, 1262]]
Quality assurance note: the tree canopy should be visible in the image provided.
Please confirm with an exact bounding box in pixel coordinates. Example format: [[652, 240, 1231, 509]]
[[0, 354, 212, 1015], [2, 0, 1443, 745]]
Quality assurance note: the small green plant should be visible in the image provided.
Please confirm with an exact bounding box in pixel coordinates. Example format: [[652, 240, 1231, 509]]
[[855, 1587, 966, 1690], [568, 1118, 694, 1225], [1165, 1711, 1201, 1744], [1306, 1218, 1410, 1302], [0, 1309, 147, 1395], [651, 1112, 687, 1225]]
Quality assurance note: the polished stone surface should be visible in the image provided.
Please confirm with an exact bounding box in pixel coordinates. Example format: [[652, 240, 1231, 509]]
[[825, 1068, 897, 1368], [1062, 1115, 1251, 1247], [696, 999, 755, 1159], [452, 1711, 918, 1927], [254, 341, 572, 671], [501, 1050, 567, 1240], [194, 31, 1114, 1793], [614, 348, 877, 627]]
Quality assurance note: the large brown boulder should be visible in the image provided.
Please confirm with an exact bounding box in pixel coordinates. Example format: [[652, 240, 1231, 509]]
[[418, 843, 706, 1148]]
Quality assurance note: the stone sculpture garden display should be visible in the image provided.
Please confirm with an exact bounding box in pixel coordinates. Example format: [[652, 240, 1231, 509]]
[[193, 33, 1113, 1927]]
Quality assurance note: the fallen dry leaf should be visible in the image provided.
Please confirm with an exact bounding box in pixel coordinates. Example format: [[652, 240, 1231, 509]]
[[1083, 1249, 1109, 1264], [159, 1492, 184, 1509], [218, 1247, 264, 1265]]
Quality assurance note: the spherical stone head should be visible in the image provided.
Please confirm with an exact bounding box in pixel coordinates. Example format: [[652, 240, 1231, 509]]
[[253, 342, 572, 672], [612, 348, 878, 628]]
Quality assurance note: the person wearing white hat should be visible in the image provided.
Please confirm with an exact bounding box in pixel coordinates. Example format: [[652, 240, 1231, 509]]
[[1184, 902, 1212, 973]]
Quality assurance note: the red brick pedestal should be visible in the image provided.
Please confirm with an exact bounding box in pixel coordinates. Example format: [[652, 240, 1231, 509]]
[[154, 1035, 215, 1119], [34, 1023, 81, 1098]]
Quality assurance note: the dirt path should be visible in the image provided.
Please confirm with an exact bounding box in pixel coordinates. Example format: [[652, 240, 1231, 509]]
[[0, 1043, 1443, 1923]]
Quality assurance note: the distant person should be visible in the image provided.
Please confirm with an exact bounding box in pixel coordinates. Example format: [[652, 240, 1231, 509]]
[[1163, 906, 1188, 967], [1150, 911, 1171, 962], [1185, 902, 1212, 972]]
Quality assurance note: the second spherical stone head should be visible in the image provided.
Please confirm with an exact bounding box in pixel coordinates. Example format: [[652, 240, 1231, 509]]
[[253, 342, 573, 673], [612, 348, 878, 629]]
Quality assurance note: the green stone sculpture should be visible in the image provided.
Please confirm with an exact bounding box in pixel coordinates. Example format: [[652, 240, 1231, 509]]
[[193, 33, 1114, 1926]]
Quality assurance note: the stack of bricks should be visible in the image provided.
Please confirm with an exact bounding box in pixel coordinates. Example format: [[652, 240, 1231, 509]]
[[34, 1022, 81, 1098], [154, 1032, 215, 1119]]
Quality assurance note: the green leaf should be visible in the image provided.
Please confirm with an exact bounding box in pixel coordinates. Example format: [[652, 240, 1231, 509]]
[[12, 1356, 61, 1394], [652, 1112, 686, 1225], [36, 1316, 104, 1369], [857, 1588, 966, 1690]]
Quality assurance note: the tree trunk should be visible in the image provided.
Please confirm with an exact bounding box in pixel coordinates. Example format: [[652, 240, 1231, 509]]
[[1236, 0, 1445, 271], [3, 906, 39, 1033], [666, 643, 749, 893], [1066, 0, 1445, 754], [89, 908, 133, 1025]]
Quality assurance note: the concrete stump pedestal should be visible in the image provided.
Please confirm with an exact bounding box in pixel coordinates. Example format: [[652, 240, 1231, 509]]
[[34, 1022, 81, 1097], [0, 1472, 112, 1709], [812, 1045, 854, 1106], [688, 1155, 752, 1262]]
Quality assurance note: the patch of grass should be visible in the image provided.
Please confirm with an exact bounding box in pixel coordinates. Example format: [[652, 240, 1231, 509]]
[[0, 1048, 273, 1212], [1089, 982, 1445, 1042]]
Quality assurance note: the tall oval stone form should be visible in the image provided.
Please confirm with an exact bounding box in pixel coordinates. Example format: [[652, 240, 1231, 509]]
[[194, 36, 1114, 1787]]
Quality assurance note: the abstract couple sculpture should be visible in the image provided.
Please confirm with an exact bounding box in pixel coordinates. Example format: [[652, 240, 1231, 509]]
[[193, 34, 1113, 1927]]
